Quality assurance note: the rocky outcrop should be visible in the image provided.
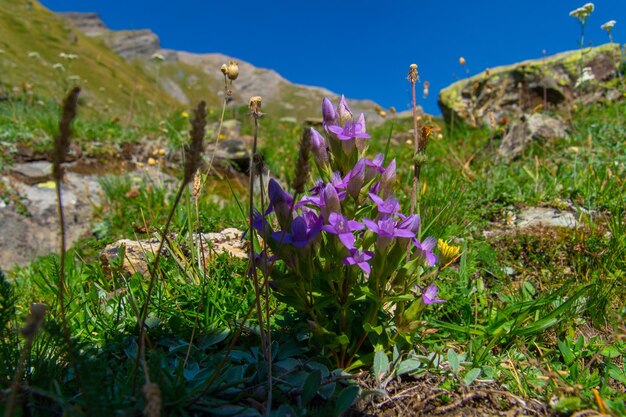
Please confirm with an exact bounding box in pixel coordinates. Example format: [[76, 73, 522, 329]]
[[438, 44, 622, 126], [498, 113, 569, 161], [102, 30, 161, 60], [59, 12, 107, 36]]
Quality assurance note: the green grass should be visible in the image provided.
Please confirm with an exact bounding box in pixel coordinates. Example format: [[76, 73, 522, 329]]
[[1, 90, 626, 416]]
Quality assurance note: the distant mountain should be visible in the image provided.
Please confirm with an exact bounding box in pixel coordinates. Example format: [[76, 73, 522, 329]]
[[35, 5, 383, 124]]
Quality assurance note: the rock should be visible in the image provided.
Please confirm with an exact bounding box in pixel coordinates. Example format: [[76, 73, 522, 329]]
[[100, 237, 162, 276], [438, 44, 622, 126], [9, 161, 53, 185], [516, 207, 579, 229], [103, 29, 161, 60], [0, 171, 100, 269], [59, 12, 108, 36], [498, 113, 568, 161], [205, 139, 251, 173], [100, 228, 248, 275]]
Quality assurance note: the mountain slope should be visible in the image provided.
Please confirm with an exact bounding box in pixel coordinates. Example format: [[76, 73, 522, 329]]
[[0, 0, 179, 117]]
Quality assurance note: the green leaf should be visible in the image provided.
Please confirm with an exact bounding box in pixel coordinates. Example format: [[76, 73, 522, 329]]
[[336, 334, 350, 346], [335, 385, 359, 416], [301, 370, 322, 405], [607, 363, 626, 385], [447, 348, 459, 374], [600, 345, 622, 359], [558, 340, 575, 365], [363, 322, 383, 335], [396, 359, 421, 376], [373, 350, 389, 383], [203, 329, 231, 348], [463, 368, 482, 385]]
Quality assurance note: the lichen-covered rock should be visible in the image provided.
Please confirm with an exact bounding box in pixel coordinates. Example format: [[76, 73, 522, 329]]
[[438, 44, 622, 126], [100, 228, 248, 276], [498, 113, 568, 161]]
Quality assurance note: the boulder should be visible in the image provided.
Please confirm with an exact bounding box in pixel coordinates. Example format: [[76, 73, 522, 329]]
[[204, 139, 251, 173], [498, 113, 568, 161], [438, 44, 622, 127]]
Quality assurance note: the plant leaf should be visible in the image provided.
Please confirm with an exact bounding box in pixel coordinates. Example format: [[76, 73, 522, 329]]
[[463, 368, 482, 385], [335, 385, 359, 416], [301, 369, 321, 405], [447, 348, 459, 374], [373, 350, 389, 383]]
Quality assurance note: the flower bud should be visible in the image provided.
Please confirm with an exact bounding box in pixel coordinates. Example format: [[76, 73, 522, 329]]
[[337, 95, 352, 125], [226, 60, 239, 80], [346, 158, 365, 200], [321, 183, 341, 220], [322, 97, 336, 127], [380, 159, 396, 198], [220, 64, 228, 75], [309, 128, 329, 167], [459, 57, 466, 66]]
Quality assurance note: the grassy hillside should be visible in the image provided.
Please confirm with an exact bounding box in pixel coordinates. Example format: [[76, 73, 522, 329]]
[[0, 0, 180, 118]]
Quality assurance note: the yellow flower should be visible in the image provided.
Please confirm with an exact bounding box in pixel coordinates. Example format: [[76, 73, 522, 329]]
[[181, 111, 189, 118], [438, 239, 461, 266]]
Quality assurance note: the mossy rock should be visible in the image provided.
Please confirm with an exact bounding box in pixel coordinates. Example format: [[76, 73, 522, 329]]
[[438, 43, 623, 127]]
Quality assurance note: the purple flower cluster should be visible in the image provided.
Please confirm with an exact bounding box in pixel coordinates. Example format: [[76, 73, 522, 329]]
[[254, 96, 441, 282]]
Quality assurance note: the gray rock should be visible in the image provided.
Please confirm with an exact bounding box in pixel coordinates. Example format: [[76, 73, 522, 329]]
[[10, 161, 53, 185], [516, 207, 579, 229], [60, 12, 108, 36], [205, 139, 250, 173], [498, 113, 568, 161]]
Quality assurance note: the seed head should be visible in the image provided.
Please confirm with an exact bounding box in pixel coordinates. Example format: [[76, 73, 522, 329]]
[[249, 96, 262, 115], [226, 60, 239, 80], [408, 64, 419, 83], [220, 64, 228, 75], [459, 57, 466, 66]]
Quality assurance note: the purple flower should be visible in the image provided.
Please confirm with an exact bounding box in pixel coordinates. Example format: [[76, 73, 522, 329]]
[[365, 153, 385, 182], [397, 214, 420, 235], [413, 236, 438, 266], [267, 179, 294, 230], [309, 127, 329, 166], [320, 183, 341, 220], [322, 97, 337, 131], [421, 285, 445, 304], [343, 159, 366, 200], [343, 249, 374, 275], [368, 193, 400, 216], [363, 217, 415, 251], [271, 215, 321, 247], [327, 116, 371, 141], [380, 159, 396, 198], [322, 212, 364, 249]]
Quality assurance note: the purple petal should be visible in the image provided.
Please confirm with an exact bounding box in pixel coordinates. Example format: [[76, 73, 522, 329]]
[[362, 218, 379, 233], [338, 232, 355, 249]]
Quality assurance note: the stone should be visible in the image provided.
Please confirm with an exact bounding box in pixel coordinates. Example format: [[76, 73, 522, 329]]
[[438, 44, 622, 127], [515, 207, 579, 229], [498, 113, 568, 161], [205, 139, 251, 173], [100, 228, 248, 276], [100, 238, 162, 276]]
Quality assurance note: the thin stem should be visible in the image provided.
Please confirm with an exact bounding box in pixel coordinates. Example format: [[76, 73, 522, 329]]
[[409, 74, 420, 217]]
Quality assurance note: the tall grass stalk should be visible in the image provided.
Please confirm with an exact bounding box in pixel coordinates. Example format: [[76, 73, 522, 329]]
[[51, 87, 83, 397], [408, 64, 421, 216]]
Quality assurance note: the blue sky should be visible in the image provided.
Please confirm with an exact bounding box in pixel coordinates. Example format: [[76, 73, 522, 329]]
[[41, 1, 624, 115]]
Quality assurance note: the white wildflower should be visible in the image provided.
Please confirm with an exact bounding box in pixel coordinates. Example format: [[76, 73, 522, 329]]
[[52, 62, 65, 72], [27, 51, 40, 59], [151, 53, 165, 62], [601, 20, 616, 32], [575, 67, 595, 88], [569, 3, 594, 21]]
